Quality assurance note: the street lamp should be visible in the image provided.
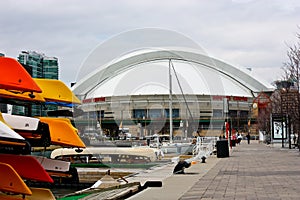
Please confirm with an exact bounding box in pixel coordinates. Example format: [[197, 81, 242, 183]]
[[143, 116, 146, 136]]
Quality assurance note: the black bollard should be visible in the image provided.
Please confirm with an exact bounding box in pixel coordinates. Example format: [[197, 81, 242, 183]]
[[201, 156, 206, 163]]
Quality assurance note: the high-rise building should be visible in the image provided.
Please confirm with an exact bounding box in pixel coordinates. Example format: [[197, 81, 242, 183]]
[[18, 51, 59, 79], [16, 51, 59, 116], [42, 56, 59, 80]]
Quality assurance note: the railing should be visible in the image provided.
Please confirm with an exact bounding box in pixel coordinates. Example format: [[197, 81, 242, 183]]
[[192, 137, 218, 160]]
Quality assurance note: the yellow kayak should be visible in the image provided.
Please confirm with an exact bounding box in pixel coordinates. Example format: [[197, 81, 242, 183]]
[[33, 78, 81, 104], [39, 117, 85, 148]]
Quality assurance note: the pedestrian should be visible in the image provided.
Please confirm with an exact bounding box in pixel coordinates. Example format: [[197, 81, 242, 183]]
[[173, 160, 191, 174], [237, 133, 242, 144], [246, 133, 250, 144]]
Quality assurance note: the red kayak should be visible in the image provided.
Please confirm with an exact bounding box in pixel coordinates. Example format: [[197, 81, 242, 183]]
[[0, 57, 41, 93], [0, 154, 53, 183]]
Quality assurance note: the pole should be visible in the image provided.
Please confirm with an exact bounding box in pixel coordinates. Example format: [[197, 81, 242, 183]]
[[169, 59, 173, 144], [286, 89, 291, 149], [281, 91, 284, 148]]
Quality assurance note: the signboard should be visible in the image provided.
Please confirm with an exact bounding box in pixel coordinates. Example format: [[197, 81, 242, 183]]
[[272, 114, 287, 140]]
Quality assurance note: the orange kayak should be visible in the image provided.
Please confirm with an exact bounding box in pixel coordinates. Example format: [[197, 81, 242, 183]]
[[0, 57, 41, 93], [39, 117, 85, 148], [0, 162, 32, 196]]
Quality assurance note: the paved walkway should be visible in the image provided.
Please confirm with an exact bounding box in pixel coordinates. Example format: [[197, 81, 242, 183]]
[[130, 141, 300, 200], [181, 141, 300, 200]]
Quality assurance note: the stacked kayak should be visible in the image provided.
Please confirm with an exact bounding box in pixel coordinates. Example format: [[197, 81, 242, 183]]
[[0, 57, 85, 199]]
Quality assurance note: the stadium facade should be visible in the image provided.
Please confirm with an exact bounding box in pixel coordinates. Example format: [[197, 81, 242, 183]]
[[72, 47, 273, 138]]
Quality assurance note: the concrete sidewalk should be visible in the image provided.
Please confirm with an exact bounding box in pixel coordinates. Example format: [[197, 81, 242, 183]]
[[129, 141, 300, 200]]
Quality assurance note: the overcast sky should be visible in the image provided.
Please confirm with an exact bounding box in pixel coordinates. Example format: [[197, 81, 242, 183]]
[[1, 0, 300, 86]]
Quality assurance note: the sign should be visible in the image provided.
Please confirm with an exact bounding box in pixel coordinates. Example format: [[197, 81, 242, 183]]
[[272, 114, 287, 140]]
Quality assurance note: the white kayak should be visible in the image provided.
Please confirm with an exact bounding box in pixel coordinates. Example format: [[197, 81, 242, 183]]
[[0, 121, 24, 140], [2, 113, 39, 131], [34, 156, 70, 172]]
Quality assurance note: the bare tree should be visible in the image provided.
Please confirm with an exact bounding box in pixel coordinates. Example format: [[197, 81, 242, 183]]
[[282, 32, 300, 148], [256, 100, 272, 142]]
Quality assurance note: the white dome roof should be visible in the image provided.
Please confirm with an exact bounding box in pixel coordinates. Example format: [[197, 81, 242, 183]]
[[73, 48, 273, 99]]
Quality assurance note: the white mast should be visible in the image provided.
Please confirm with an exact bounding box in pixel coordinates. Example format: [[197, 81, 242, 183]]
[[169, 59, 173, 143]]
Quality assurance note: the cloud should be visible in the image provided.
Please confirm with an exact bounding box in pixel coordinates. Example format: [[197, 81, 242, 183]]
[[1, 0, 300, 85]]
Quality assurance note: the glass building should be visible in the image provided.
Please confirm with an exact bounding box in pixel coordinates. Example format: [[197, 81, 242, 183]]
[[18, 51, 59, 79], [16, 51, 59, 116], [42, 56, 59, 80]]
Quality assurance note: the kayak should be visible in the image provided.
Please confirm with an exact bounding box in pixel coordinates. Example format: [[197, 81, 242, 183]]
[[0, 162, 32, 196], [33, 78, 81, 104], [0, 154, 53, 183], [1, 114, 51, 147], [0, 57, 41, 93], [39, 117, 85, 148]]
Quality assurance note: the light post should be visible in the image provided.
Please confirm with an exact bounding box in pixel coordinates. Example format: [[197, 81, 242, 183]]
[[143, 116, 146, 136], [280, 81, 292, 149], [280, 90, 285, 148], [285, 88, 291, 149], [223, 98, 229, 139]]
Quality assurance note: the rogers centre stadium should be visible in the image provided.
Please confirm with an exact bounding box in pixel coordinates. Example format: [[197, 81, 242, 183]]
[[72, 47, 273, 139]]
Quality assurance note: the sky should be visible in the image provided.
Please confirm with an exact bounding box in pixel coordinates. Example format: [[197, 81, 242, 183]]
[[1, 0, 300, 87]]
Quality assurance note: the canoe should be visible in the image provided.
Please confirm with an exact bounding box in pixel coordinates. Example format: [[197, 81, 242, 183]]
[[0, 154, 53, 183], [0, 162, 32, 196], [33, 78, 81, 104], [0, 57, 41, 93], [51, 147, 159, 163], [39, 117, 85, 148]]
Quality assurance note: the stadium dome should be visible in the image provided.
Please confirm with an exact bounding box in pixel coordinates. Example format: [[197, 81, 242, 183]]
[[73, 47, 273, 99], [72, 47, 274, 138]]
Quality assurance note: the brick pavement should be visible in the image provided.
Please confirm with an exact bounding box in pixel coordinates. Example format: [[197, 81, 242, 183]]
[[180, 141, 300, 200]]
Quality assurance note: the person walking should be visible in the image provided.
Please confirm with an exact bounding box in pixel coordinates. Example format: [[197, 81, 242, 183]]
[[237, 133, 242, 144], [246, 133, 250, 144]]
